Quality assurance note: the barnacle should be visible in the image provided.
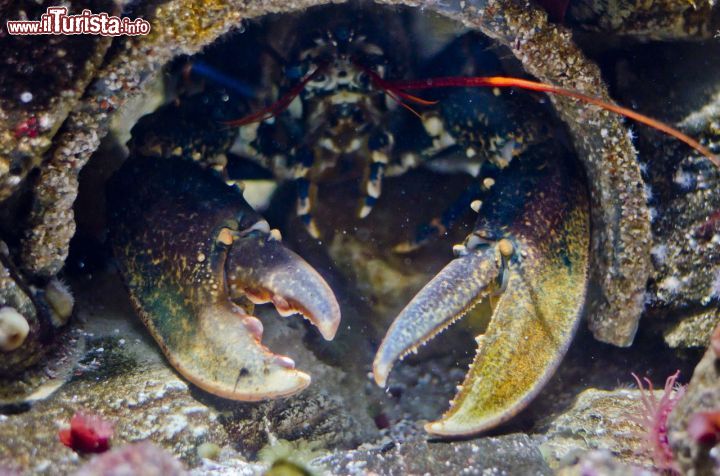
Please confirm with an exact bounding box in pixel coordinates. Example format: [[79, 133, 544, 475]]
[[0, 307, 30, 352], [44, 278, 74, 327]]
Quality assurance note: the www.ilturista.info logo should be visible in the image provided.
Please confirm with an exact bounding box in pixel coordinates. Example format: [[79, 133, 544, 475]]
[[6, 7, 151, 36]]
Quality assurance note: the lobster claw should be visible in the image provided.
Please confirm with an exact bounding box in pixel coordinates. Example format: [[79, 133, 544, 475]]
[[108, 156, 340, 401], [176, 300, 313, 400], [373, 148, 589, 436], [373, 244, 501, 388], [166, 225, 341, 401], [225, 231, 340, 342]]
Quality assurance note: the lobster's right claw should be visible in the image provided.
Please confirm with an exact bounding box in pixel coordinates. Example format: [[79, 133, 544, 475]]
[[225, 230, 341, 342], [173, 226, 342, 401], [108, 156, 340, 401]]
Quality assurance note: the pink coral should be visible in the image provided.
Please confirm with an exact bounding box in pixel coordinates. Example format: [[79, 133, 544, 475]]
[[630, 370, 686, 474]]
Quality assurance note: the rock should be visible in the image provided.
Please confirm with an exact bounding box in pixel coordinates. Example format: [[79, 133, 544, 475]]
[[0, 326, 83, 408], [555, 450, 653, 476], [217, 390, 369, 456], [541, 388, 659, 472], [668, 347, 720, 475], [664, 308, 720, 349], [0, 244, 44, 375], [319, 425, 551, 475], [598, 38, 720, 349], [74, 442, 187, 476], [0, 241, 80, 400], [649, 153, 720, 312], [0, 267, 376, 474], [568, 0, 720, 40], [0, 1, 114, 202]]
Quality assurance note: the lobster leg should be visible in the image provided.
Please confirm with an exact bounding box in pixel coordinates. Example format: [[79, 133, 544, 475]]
[[359, 131, 393, 218], [293, 147, 321, 239], [393, 157, 512, 253]]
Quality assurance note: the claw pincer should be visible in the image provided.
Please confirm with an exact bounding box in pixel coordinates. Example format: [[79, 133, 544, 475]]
[[374, 145, 590, 436], [108, 156, 340, 400]]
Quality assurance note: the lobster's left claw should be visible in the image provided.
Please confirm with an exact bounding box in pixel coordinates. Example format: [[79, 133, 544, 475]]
[[374, 149, 590, 436], [373, 245, 501, 388]]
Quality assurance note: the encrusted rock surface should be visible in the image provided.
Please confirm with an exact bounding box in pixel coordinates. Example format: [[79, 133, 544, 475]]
[[649, 147, 720, 348], [0, 1, 114, 202], [664, 307, 720, 349], [0, 268, 376, 474], [189, 427, 552, 475], [0, 324, 83, 408], [668, 346, 720, 475], [569, 0, 720, 40], [605, 40, 720, 349], [555, 449, 652, 476], [318, 427, 551, 475], [540, 388, 655, 471], [649, 153, 720, 309], [0, 266, 544, 476], [0, 241, 44, 375]]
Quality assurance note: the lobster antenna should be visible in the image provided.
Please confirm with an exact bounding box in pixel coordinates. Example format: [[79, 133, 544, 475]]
[[224, 65, 326, 127], [184, 61, 257, 98], [358, 64, 438, 107], [387, 76, 719, 167]]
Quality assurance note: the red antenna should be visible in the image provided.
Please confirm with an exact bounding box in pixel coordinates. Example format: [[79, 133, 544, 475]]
[[385, 75, 719, 167], [356, 63, 437, 119], [224, 63, 718, 168], [224, 65, 327, 127]]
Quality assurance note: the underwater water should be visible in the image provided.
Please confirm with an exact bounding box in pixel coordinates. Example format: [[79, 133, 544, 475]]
[[0, 1, 719, 474]]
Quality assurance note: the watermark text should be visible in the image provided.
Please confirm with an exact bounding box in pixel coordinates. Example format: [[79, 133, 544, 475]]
[[6, 7, 150, 36]]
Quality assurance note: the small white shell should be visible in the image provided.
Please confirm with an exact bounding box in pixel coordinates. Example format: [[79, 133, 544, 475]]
[[0, 306, 30, 352]]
